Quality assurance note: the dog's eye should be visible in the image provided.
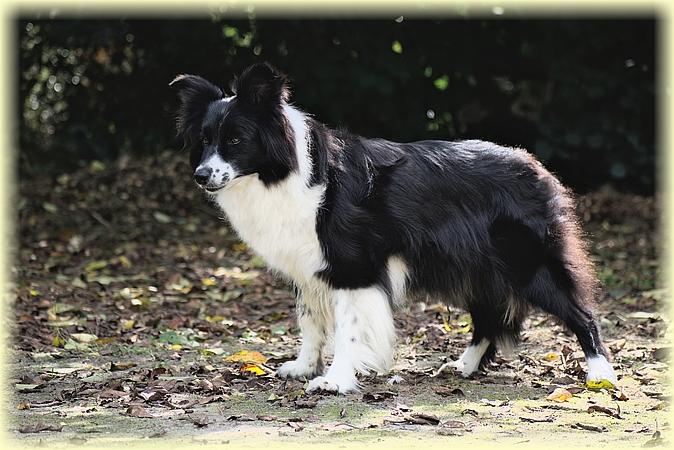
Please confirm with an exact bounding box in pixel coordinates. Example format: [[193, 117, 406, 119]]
[[202, 137, 209, 146], [227, 138, 241, 146]]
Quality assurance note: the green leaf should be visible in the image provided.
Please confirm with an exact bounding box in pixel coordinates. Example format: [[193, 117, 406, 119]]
[[434, 75, 449, 91], [158, 331, 191, 346], [85, 260, 108, 272]]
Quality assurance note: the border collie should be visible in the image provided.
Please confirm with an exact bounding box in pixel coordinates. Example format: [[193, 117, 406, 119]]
[[170, 63, 617, 393]]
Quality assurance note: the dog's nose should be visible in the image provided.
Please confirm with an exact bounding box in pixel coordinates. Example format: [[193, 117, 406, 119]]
[[194, 167, 212, 186]]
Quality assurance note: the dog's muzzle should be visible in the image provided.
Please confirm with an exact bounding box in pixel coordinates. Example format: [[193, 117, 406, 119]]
[[194, 166, 231, 192], [194, 166, 212, 186]]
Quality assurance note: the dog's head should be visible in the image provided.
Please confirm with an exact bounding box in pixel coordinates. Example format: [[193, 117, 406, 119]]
[[170, 63, 298, 192]]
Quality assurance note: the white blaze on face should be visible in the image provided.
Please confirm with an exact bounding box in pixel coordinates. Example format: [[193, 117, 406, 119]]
[[196, 152, 237, 188]]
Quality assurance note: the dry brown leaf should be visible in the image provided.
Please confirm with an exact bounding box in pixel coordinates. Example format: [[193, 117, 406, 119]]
[[126, 405, 154, 418]]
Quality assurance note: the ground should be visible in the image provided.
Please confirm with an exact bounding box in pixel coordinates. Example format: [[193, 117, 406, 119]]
[[7, 151, 669, 447]]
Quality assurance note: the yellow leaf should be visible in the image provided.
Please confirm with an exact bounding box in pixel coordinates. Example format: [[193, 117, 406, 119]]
[[225, 350, 268, 364], [586, 379, 616, 390], [121, 319, 135, 331], [442, 315, 452, 332], [546, 387, 573, 402], [241, 363, 266, 376], [118, 255, 132, 268], [201, 277, 217, 287], [52, 336, 66, 347], [170, 344, 183, 351], [232, 242, 248, 252], [85, 260, 108, 272], [29, 288, 39, 297], [17, 401, 30, 410], [456, 323, 472, 334], [544, 352, 560, 362], [205, 315, 226, 323], [96, 337, 117, 345]]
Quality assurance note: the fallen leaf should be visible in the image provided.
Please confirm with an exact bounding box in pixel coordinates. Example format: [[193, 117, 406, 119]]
[[363, 391, 396, 402], [126, 405, 154, 418], [256, 414, 277, 421], [403, 412, 440, 425], [225, 350, 268, 364], [461, 409, 479, 417], [18, 422, 63, 433], [547, 387, 573, 402], [110, 361, 137, 371], [612, 389, 629, 401], [241, 363, 266, 375], [571, 422, 607, 432], [15, 383, 43, 393], [544, 352, 560, 362], [153, 211, 171, 224], [647, 402, 667, 411], [70, 333, 99, 344], [585, 379, 616, 390], [294, 399, 318, 408], [434, 386, 465, 397], [185, 414, 209, 428], [520, 416, 554, 423], [587, 405, 622, 419]]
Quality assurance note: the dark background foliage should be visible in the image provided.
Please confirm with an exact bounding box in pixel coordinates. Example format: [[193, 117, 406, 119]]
[[18, 16, 656, 193]]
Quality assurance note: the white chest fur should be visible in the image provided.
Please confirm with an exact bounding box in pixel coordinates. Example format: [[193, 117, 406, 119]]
[[211, 104, 326, 284], [213, 175, 326, 282]]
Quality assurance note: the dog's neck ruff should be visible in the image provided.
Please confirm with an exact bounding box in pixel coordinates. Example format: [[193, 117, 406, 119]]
[[213, 104, 327, 283]]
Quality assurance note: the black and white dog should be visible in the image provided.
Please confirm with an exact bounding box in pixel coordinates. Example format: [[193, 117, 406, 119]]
[[170, 63, 617, 393]]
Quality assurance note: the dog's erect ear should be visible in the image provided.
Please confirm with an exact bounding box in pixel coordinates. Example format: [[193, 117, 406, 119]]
[[234, 63, 289, 109], [169, 74, 223, 150]]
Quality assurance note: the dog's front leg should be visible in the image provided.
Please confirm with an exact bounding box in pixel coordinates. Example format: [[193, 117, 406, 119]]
[[277, 295, 328, 379], [307, 287, 396, 394]]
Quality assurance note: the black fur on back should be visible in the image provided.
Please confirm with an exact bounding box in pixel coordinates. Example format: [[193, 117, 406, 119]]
[[308, 125, 606, 362]]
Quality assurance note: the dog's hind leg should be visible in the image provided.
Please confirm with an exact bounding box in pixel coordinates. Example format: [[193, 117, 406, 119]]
[[307, 287, 395, 394], [524, 266, 617, 385], [277, 287, 331, 380], [434, 301, 519, 378]]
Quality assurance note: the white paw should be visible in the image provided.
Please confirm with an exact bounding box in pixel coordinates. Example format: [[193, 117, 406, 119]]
[[586, 355, 618, 385], [432, 359, 474, 378], [276, 359, 322, 380], [307, 375, 357, 394]]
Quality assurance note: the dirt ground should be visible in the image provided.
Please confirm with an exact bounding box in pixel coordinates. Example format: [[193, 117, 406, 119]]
[[7, 152, 669, 447]]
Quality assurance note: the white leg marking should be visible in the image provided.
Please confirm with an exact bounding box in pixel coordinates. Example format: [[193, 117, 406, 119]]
[[277, 291, 331, 379], [586, 355, 618, 384], [387, 256, 409, 306], [434, 338, 490, 378], [307, 287, 396, 394]]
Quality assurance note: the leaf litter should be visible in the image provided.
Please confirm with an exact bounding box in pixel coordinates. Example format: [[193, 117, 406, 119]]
[[11, 154, 669, 445]]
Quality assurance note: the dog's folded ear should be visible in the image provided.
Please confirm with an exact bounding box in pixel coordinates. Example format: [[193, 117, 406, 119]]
[[169, 74, 223, 149], [234, 63, 289, 109]]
